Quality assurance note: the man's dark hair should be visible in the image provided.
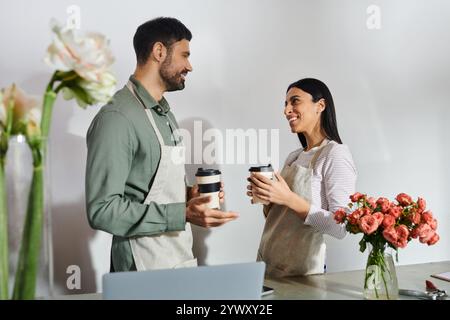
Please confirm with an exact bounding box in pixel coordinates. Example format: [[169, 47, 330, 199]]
[[133, 17, 192, 66]]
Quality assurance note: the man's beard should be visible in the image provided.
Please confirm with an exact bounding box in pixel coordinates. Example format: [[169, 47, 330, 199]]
[[160, 54, 185, 92]]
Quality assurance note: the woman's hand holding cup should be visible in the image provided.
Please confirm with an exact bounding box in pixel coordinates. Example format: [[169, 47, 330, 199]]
[[248, 169, 292, 206], [247, 165, 274, 205]]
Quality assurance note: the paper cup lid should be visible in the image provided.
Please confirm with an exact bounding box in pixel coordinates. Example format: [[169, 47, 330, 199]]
[[249, 164, 273, 172], [195, 168, 222, 176]]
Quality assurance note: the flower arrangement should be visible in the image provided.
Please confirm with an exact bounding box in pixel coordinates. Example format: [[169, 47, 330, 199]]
[[334, 192, 439, 299], [0, 20, 116, 300], [0, 85, 42, 300]]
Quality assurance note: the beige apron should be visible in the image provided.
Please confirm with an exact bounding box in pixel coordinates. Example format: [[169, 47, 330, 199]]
[[257, 144, 327, 277], [126, 81, 197, 271]]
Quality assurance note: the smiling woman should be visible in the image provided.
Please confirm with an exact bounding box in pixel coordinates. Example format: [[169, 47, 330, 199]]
[[285, 79, 342, 151], [247, 78, 357, 277]]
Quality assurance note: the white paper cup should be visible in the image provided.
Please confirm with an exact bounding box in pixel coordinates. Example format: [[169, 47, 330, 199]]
[[195, 168, 221, 209], [249, 165, 274, 205]]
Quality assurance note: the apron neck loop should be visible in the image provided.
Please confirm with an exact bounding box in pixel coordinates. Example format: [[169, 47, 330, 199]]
[[126, 81, 166, 146]]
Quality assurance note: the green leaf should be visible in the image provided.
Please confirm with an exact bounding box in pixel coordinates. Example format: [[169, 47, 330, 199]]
[[10, 120, 27, 136], [359, 238, 367, 253], [62, 85, 92, 108], [0, 134, 8, 157], [53, 70, 78, 82]]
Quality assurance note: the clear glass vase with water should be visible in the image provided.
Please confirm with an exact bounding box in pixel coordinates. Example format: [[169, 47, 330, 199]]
[[363, 244, 398, 300]]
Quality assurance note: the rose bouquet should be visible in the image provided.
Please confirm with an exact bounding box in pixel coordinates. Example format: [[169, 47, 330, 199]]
[[334, 192, 439, 299]]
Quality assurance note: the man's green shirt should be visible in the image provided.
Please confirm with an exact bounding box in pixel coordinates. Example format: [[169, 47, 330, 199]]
[[86, 75, 186, 271]]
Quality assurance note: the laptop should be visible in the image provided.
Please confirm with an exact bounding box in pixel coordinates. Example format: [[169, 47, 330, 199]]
[[102, 261, 266, 300]]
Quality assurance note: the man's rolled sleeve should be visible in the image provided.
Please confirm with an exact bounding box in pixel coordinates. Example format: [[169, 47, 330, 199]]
[[165, 202, 187, 231]]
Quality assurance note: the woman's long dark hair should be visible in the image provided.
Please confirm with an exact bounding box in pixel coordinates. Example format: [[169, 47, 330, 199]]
[[287, 78, 342, 148]]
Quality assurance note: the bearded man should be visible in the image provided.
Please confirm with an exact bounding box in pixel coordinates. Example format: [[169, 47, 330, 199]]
[[85, 17, 238, 272]]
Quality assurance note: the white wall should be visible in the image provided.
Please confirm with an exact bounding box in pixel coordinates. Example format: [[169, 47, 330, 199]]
[[1, 0, 449, 295]]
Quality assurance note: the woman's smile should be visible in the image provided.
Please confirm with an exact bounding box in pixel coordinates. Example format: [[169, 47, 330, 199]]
[[287, 114, 300, 126]]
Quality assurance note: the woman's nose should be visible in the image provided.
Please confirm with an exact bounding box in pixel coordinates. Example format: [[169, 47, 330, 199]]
[[284, 104, 292, 116]]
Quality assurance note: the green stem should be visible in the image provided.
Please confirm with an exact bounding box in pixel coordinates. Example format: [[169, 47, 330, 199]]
[[12, 166, 44, 300], [12, 86, 57, 300], [379, 257, 390, 299], [40, 91, 57, 140], [6, 86, 15, 135], [0, 87, 14, 300], [0, 159, 9, 300]]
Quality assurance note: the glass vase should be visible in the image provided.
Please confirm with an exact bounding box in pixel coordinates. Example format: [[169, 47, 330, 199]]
[[363, 245, 398, 300], [6, 135, 54, 298]]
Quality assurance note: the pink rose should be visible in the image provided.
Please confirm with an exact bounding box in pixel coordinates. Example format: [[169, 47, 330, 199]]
[[408, 210, 421, 225], [420, 231, 435, 244], [348, 208, 364, 225], [396, 193, 413, 206], [429, 218, 437, 230], [383, 226, 398, 244], [334, 208, 347, 224], [410, 227, 420, 239], [421, 211, 433, 224], [396, 224, 409, 240], [394, 225, 410, 248], [367, 197, 377, 209], [362, 208, 372, 216], [358, 215, 379, 235], [416, 223, 431, 236], [427, 233, 440, 246], [396, 238, 408, 248], [376, 197, 391, 213], [382, 215, 396, 229], [417, 197, 426, 213], [388, 205, 403, 219], [372, 212, 384, 226], [416, 224, 434, 243], [350, 192, 365, 202], [383, 225, 409, 248]]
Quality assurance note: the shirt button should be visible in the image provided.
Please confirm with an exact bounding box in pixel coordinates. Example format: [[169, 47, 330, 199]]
[[157, 107, 162, 112], [166, 122, 169, 126]]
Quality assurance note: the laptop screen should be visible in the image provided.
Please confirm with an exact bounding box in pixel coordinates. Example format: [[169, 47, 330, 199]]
[[102, 261, 266, 300]]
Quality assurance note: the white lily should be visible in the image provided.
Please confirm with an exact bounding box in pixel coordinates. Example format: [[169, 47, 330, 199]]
[[62, 71, 116, 108], [12, 20, 116, 300], [80, 71, 116, 103], [1, 85, 41, 137], [44, 20, 115, 83], [25, 107, 42, 138]]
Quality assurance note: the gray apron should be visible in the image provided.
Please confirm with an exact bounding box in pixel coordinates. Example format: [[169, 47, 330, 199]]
[[126, 81, 197, 270], [258, 144, 327, 277]]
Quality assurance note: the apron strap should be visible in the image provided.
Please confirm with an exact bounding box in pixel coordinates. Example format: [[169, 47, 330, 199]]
[[166, 114, 183, 146], [126, 81, 166, 146]]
